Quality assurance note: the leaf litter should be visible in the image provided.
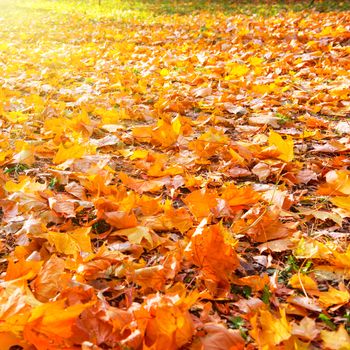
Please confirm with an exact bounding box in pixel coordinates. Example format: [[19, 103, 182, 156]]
[[0, 0, 350, 349]]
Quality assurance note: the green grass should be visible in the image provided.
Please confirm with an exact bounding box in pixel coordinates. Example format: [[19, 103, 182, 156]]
[[1, 0, 349, 23]]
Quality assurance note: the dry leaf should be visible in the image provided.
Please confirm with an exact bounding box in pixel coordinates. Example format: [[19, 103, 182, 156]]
[[321, 325, 350, 350], [268, 130, 294, 162]]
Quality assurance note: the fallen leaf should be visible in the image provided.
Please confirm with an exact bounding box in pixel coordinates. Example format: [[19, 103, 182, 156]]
[[268, 130, 294, 162], [289, 273, 318, 293], [252, 162, 271, 181], [111, 226, 153, 246], [326, 170, 350, 195], [321, 325, 350, 350], [292, 317, 319, 341], [318, 285, 350, 308], [193, 86, 212, 98], [47, 227, 92, 256], [185, 221, 239, 294], [250, 308, 291, 348], [183, 188, 218, 219], [53, 142, 94, 164], [199, 323, 244, 350]]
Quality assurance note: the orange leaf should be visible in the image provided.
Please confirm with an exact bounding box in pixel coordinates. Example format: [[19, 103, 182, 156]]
[[232, 274, 270, 292], [135, 293, 194, 350], [221, 184, 260, 210], [289, 274, 318, 292], [104, 210, 138, 229], [326, 170, 350, 195], [0, 332, 31, 350], [130, 265, 166, 291], [199, 323, 244, 350], [47, 227, 92, 256], [318, 285, 350, 308], [53, 142, 93, 164], [185, 221, 239, 294], [183, 188, 218, 219], [5, 259, 43, 282], [250, 308, 291, 348], [24, 299, 94, 349], [33, 255, 70, 302]]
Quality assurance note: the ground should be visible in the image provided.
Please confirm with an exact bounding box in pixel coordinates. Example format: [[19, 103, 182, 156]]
[[0, 0, 350, 349]]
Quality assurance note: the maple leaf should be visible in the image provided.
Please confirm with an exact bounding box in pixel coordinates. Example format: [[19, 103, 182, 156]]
[[53, 142, 94, 164], [23, 299, 94, 349], [184, 220, 239, 294], [232, 274, 270, 292], [0, 286, 33, 335], [32, 255, 69, 302], [5, 176, 46, 194], [318, 285, 350, 308], [268, 130, 294, 162], [111, 226, 153, 246], [325, 170, 350, 195], [199, 323, 244, 350], [183, 188, 218, 219], [133, 292, 195, 350], [103, 210, 138, 229], [292, 317, 319, 341], [5, 258, 43, 282], [331, 196, 350, 213], [0, 332, 31, 350], [250, 308, 291, 348], [321, 325, 350, 350], [47, 227, 92, 257], [238, 208, 294, 242], [289, 273, 318, 293], [130, 265, 167, 291], [221, 184, 261, 210]]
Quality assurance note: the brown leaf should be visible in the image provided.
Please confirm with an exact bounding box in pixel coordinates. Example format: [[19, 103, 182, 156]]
[[199, 324, 244, 350], [292, 317, 319, 341]]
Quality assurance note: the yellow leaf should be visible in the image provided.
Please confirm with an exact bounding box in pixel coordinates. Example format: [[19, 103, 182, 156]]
[[5, 111, 28, 123], [331, 196, 350, 213], [130, 149, 148, 160], [248, 56, 263, 66], [113, 226, 153, 246], [5, 176, 46, 193], [268, 130, 294, 162], [27, 299, 93, 337], [321, 325, 350, 350], [250, 308, 291, 347], [298, 130, 317, 139], [289, 274, 318, 291], [0, 150, 12, 164], [225, 63, 249, 78], [228, 148, 246, 165], [326, 170, 350, 195], [160, 68, 169, 77], [171, 115, 182, 135], [318, 285, 350, 308], [53, 142, 92, 164], [252, 83, 278, 94], [47, 227, 92, 256]]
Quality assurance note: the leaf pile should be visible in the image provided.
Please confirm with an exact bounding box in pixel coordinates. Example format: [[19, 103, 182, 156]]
[[0, 1, 350, 349]]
